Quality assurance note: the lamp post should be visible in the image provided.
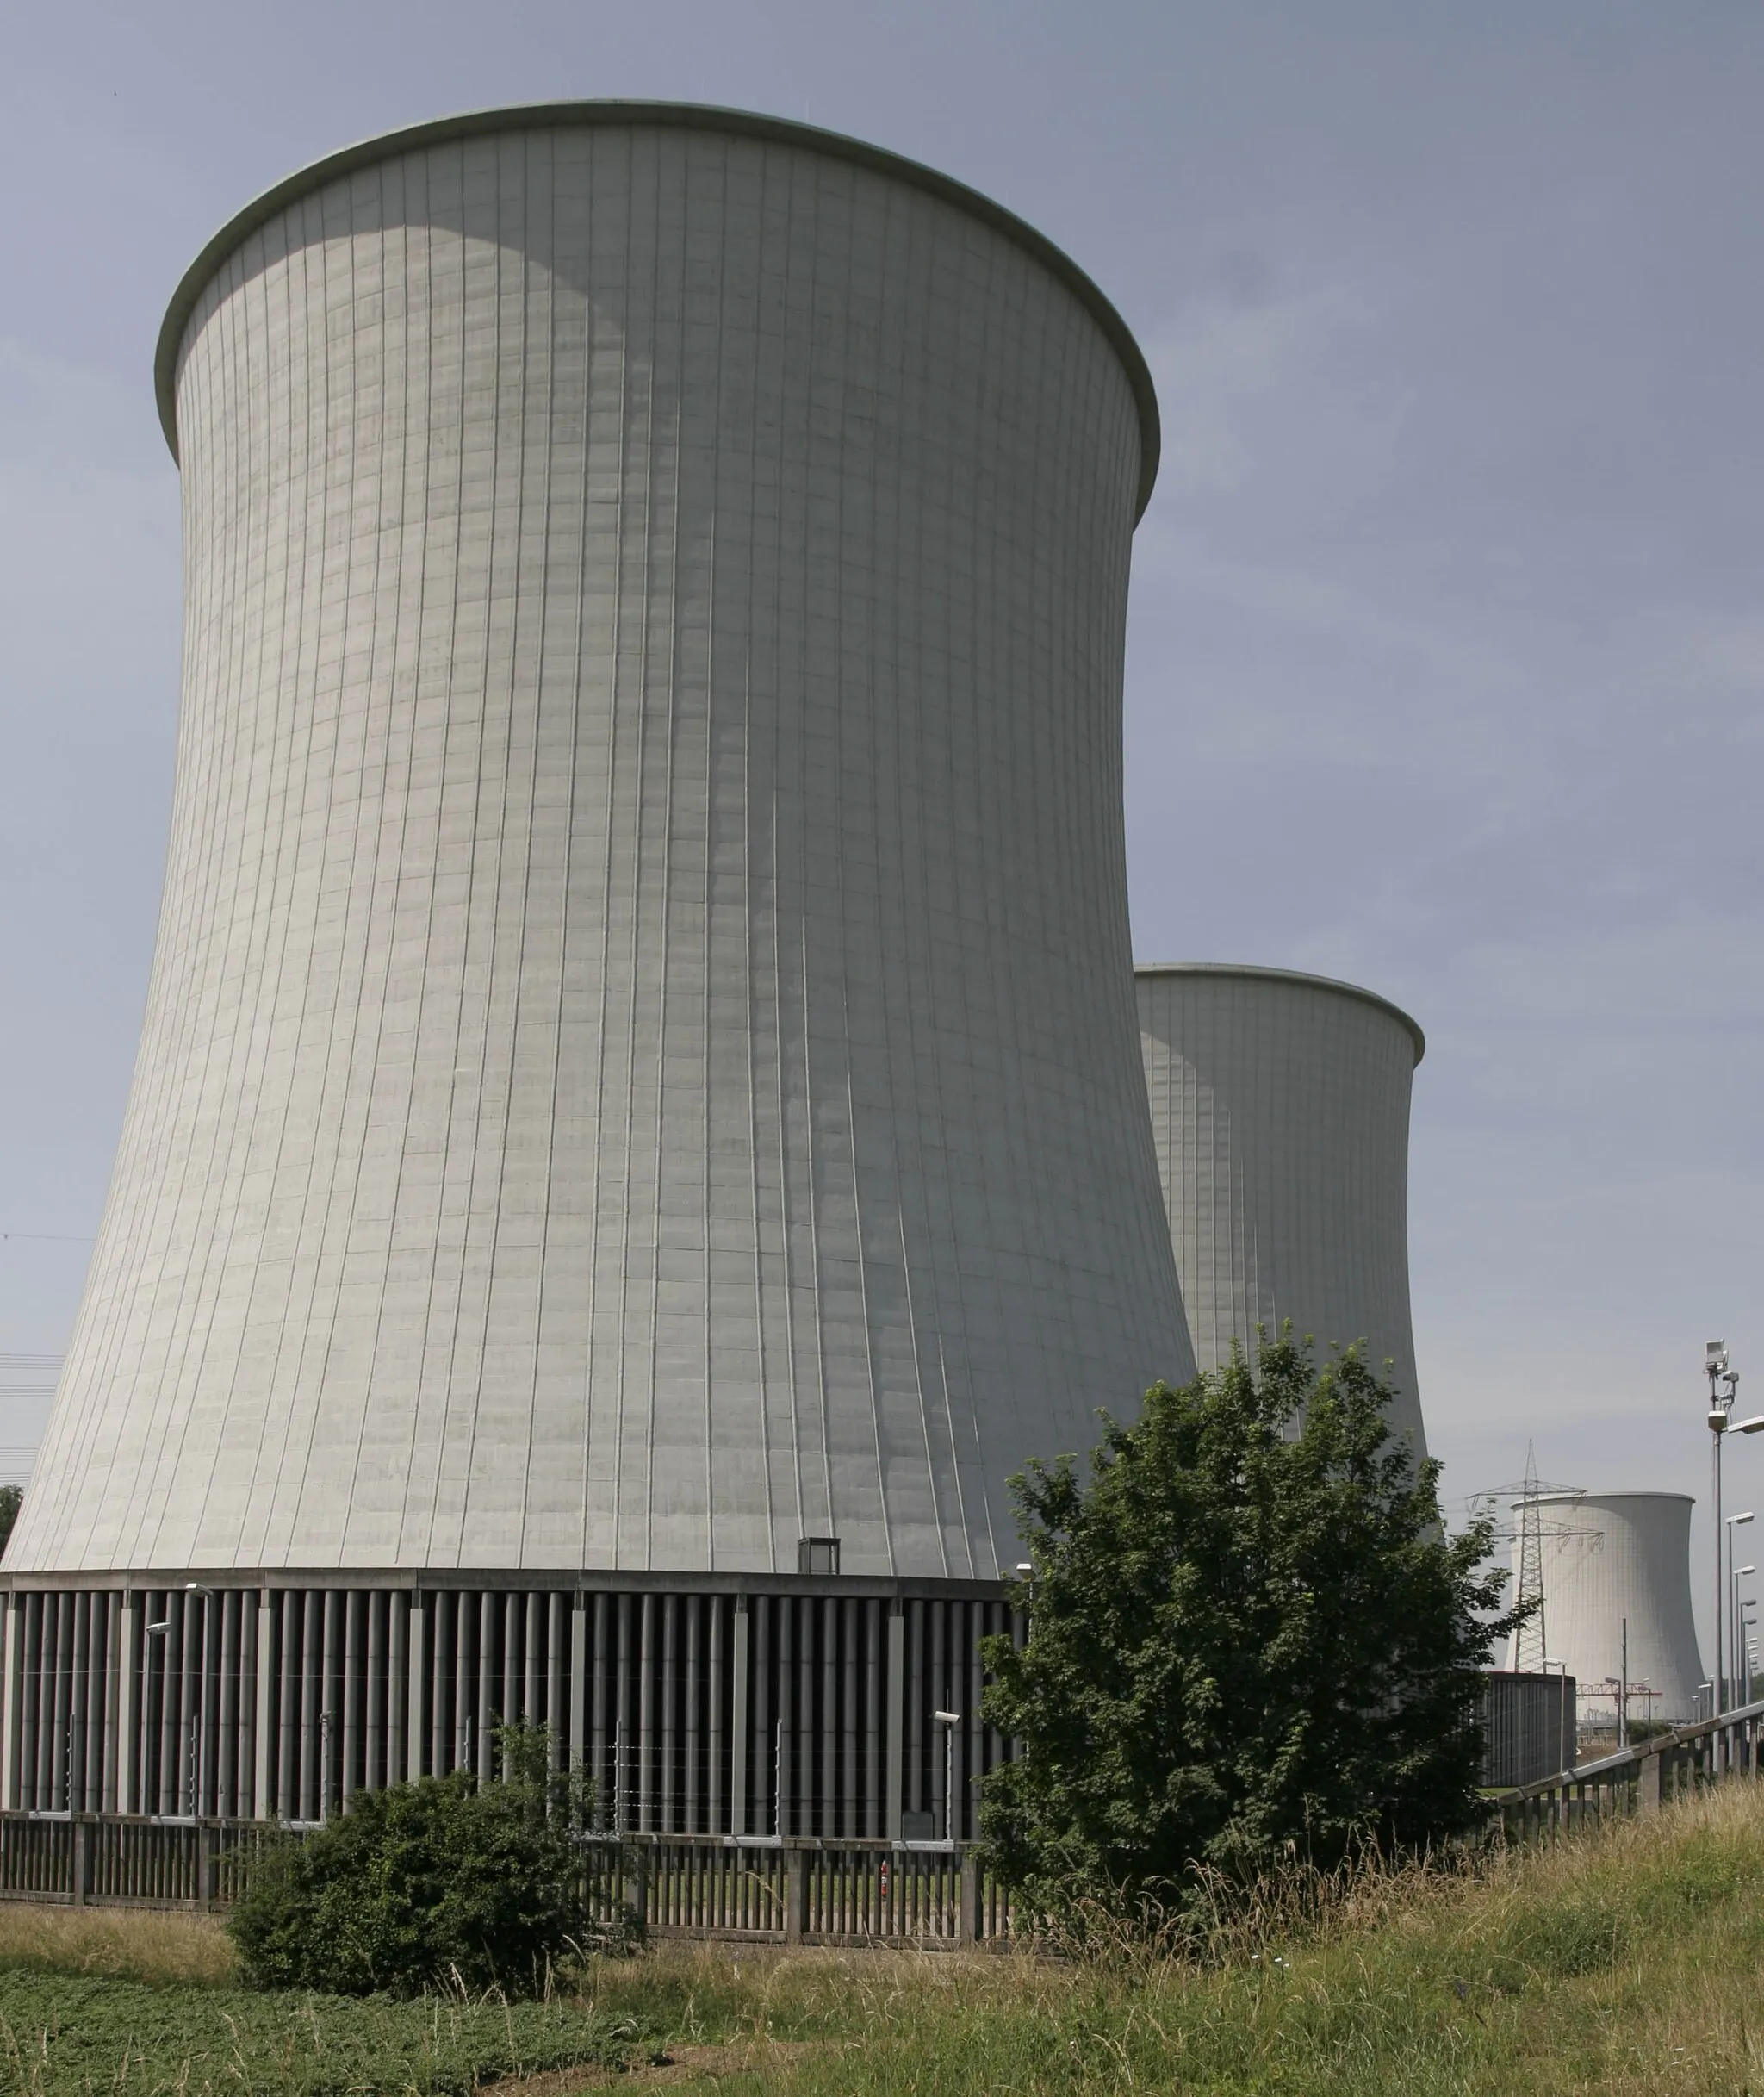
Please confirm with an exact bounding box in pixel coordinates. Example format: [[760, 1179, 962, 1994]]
[[1731, 1548, 1756, 1709], [1726, 1518, 1755, 1713], [932, 1711, 960, 1843], [1708, 1343, 1740, 1715]]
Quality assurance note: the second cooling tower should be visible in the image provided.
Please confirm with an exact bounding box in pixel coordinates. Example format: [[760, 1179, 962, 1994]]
[[1136, 964, 1428, 1455]]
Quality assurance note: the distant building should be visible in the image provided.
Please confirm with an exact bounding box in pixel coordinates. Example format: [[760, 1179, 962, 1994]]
[[1481, 1670, 1576, 1787]]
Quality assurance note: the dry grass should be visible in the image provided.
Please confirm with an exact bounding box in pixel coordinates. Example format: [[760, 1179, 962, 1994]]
[[0, 1898, 238, 1987], [563, 1784, 1764, 2094]]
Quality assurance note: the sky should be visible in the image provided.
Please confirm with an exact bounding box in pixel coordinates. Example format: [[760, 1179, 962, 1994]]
[[1, 2, 1761, 1646]]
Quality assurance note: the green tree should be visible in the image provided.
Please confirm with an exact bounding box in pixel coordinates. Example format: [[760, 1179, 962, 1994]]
[[228, 1726, 626, 1996], [978, 1334, 1522, 1921], [0, 1486, 20, 1559]]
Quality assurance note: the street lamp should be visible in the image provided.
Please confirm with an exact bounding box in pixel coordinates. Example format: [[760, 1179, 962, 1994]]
[[931, 1711, 960, 1842], [1727, 1517, 1755, 1714], [1707, 1343, 1740, 1714], [1733, 1551, 1756, 1707]]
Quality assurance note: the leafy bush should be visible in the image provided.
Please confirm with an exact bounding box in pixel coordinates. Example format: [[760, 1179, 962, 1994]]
[[979, 1333, 1525, 1924], [228, 1727, 625, 1996]]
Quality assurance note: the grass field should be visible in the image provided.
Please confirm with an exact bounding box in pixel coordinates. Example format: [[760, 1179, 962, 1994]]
[[3, 1784, 1764, 2093], [0, 1909, 653, 2096]]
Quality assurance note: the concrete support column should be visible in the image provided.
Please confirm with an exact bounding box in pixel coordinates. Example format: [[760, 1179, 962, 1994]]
[[115, 1596, 137, 1814], [885, 1602, 904, 1839], [253, 1594, 273, 1819], [569, 1596, 587, 1783], [730, 1599, 749, 1837], [407, 1596, 425, 1782], [0, 1596, 20, 1811]]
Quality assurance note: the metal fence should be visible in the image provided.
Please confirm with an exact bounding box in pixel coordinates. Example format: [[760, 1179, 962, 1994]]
[[0, 1814, 1008, 1944], [9, 1695, 1760, 1940], [1494, 1692, 1764, 1839]]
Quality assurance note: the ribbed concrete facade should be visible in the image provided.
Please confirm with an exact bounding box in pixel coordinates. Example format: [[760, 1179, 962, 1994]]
[[10, 105, 1187, 1589], [1506, 1493, 1706, 1727], [1135, 964, 1427, 1457]]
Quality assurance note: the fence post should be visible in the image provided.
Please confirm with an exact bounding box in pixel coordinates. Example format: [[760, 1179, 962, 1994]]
[[958, 1848, 978, 1947], [786, 1845, 807, 1944], [624, 1844, 648, 1932], [71, 1819, 89, 1906], [201, 1824, 218, 1910], [1637, 1751, 1662, 1816]]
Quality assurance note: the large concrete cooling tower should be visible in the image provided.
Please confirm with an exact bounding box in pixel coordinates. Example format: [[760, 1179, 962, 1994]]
[[1135, 963, 1427, 1456], [1506, 1493, 1706, 1727], [1, 105, 1188, 1835]]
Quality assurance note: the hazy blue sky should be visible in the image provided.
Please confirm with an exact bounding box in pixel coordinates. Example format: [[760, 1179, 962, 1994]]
[[3, 3, 1761, 1637]]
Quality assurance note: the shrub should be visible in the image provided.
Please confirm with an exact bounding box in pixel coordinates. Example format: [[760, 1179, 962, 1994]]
[[979, 1332, 1527, 1926], [227, 1727, 624, 1996]]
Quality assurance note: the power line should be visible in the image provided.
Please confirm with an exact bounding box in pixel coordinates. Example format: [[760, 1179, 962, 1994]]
[[0, 1232, 93, 1244]]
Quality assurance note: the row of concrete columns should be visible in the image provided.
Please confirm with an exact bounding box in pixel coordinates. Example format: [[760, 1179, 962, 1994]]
[[0, 1585, 1015, 1837]]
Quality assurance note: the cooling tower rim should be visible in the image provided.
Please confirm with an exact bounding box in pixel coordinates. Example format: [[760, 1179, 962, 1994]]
[[153, 99, 1162, 518], [1134, 961, 1425, 1065], [1519, 1490, 1695, 1509]]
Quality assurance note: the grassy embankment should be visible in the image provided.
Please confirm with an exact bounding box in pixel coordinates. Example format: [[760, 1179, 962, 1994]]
[[4, 1783, 1764, 2093]]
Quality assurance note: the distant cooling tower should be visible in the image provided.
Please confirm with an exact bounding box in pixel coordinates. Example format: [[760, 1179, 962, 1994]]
[[1508, 1493, 1706, 1727], [1135, 964, 1428, 1457], [0, 104, 1188, 1833]]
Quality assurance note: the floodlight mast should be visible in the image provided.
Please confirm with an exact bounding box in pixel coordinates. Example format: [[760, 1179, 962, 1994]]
[[1708, 1342, 1740, 1715]]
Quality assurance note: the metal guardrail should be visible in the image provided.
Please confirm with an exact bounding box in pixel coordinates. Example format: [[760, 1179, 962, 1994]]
[[1493, 1693, 1764, 1840]]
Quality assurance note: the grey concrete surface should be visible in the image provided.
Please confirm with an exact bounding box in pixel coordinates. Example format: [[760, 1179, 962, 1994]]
[[9, 108, 1189, 1578], [1136, 962, 1428, 1457]]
